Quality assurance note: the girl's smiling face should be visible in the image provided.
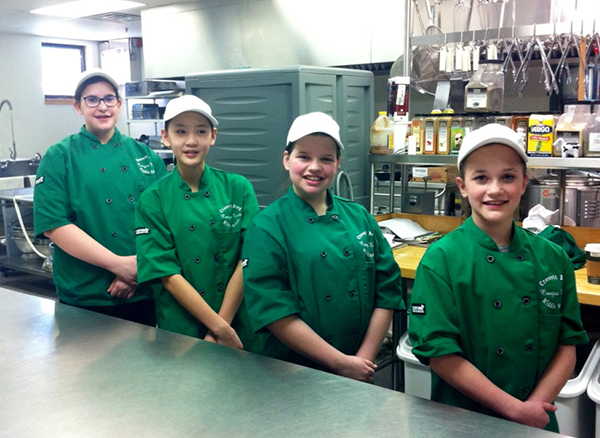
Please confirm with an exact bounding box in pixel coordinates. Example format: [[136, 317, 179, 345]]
[[283, 134, 340, 204], [74, 81, 121, 143], [162, 111, 216, 170], [457, 143, 528, 234]]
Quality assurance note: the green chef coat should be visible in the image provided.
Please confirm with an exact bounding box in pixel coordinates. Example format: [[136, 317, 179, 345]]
[[34, 126, 167, 306], [135, 165, 261, 351], [408, 216, 589, 432], [242, 187, 404, 371]]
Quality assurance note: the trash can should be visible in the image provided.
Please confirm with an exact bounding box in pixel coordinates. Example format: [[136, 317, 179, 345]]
[[556, 339, 600, 438], [586, 340, 600, 438], [396, 332, 430, 399]]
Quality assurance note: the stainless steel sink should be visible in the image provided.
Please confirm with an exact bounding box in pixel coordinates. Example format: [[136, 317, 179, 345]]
[[0, 157, 40, 178]]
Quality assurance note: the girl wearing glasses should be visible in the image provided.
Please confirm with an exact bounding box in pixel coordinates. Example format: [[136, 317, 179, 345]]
[[34, 68, 168, 325]]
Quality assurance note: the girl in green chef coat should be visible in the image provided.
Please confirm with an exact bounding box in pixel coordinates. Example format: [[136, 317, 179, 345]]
[[135, 95, 261, 351], [242, 112, 404, 382], [408, 123, 588, 432], [34, 68, 167, 325]]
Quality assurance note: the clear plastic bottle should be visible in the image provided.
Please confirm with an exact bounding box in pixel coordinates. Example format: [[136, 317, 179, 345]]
[[464, 60, 505, 113], [554, 105, 586, 157], [437, 114, 452, 155], [370, 111, 394, 154], [422, 110, 442, 154], [584, 111, 600, 157], [411, 115, 423, 154]]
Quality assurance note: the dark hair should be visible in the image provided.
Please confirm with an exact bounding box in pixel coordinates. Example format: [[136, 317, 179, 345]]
[[284, 132, 341, 158], [74, 77, 119, 102]]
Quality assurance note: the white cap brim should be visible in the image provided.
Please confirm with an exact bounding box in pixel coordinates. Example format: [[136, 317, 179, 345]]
[[287, 112, 344, 150], [457, 123, 528, 169], [75, 68, 119, 95], [163, 94, 218, 126]]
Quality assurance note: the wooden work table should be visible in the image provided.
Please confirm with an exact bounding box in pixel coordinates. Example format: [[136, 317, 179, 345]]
[[382, 213, 600, 307]]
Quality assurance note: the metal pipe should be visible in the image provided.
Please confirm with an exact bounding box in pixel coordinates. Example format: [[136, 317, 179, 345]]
[[0, 99, 17, 160]]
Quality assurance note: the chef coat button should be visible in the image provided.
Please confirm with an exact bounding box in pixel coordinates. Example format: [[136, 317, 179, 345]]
[[217, 284, 224, 292], [204, 191, 210, 197], [349, 291, 356, 298], [128, 196, 134, 202], [343, 249, 351, 257], [93, 144, 99, 149], [522, 297, 531, 306], [308, 217, 315, 224], [106, 198, 112, 204], [189, 225, 196, 231], [516, 254, 525, 262], [496, 347, 504, 355], [114, 143, 120, 147], [486, 255, 495, 263], [351, 333, 357, 340], [523, 388, 530, 396], [325, 294, 332, 301], [199, 290, 205, 296], [184, 194, 191, 200], [100, 167, 106, 172], [321, 251, 327, 258], [332, 215, 339, 221], [325, 336, 333, 343], [209, 220, 215, 227], [493, 300, 502, 309], [121, 166, 128, 172], [213, 252, 219, 260], [195, 257, 201, 264], [525, 344, 534, 352], [112, 231, 117, 237]]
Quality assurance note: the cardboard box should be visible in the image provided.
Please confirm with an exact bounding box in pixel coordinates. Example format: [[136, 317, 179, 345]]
[[412, 166, 458, 183]]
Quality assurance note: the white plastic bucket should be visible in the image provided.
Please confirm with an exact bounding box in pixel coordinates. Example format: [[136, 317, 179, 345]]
[[396, 332, 431, 400]]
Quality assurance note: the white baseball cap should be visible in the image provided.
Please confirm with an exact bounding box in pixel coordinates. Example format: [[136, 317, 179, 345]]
[[163, 95, 219, 126], [75, 68, 119, 95], [457, 123, 528, 169], [286, 112, 344, 150]]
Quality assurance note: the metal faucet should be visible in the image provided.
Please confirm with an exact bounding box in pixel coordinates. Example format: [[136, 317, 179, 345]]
[[0, 99, 17, 160]]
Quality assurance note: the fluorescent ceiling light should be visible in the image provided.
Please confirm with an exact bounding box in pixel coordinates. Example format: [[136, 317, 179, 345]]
[[31, 1, 145, 18]]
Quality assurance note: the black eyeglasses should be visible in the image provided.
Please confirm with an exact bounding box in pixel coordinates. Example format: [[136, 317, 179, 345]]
[[81, 95, 119, 108]]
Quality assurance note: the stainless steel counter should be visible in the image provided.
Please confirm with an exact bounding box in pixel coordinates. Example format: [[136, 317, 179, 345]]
[[0, 289, 571, 438]]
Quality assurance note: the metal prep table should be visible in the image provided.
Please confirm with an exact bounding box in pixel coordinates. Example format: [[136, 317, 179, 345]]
[[0, 289, 572, 438]]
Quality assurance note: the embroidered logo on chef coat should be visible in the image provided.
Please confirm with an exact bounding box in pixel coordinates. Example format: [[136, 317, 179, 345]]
[[356, 230, 375, 258], [539, 274, 563, 310], [136, 155, 157, 175], [134, 227, 150, 236], [219, 204, 243, 228], [412, 303, 426, 315], [35, 176, 45, 186]]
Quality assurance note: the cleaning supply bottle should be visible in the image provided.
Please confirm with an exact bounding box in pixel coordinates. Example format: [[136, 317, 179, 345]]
[[370, 111, 394, 154]]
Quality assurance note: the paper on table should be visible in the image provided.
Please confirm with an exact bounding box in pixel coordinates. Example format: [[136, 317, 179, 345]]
[[378, 218, 432, 240]]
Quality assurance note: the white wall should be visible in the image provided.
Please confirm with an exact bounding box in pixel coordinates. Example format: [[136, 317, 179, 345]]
[[141, 0, 406, 79], [0, 32, 126, 159]]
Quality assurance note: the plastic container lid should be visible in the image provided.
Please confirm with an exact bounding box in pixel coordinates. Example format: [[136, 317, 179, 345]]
[[585, 243, 600, 256], [396, 332, 423, 366]]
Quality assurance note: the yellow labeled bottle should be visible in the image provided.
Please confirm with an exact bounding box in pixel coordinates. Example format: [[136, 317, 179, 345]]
[[370, 111, 394, 154]]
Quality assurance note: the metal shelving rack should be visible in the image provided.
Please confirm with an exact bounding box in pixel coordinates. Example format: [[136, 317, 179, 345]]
[[369, 153, 600, 224]]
